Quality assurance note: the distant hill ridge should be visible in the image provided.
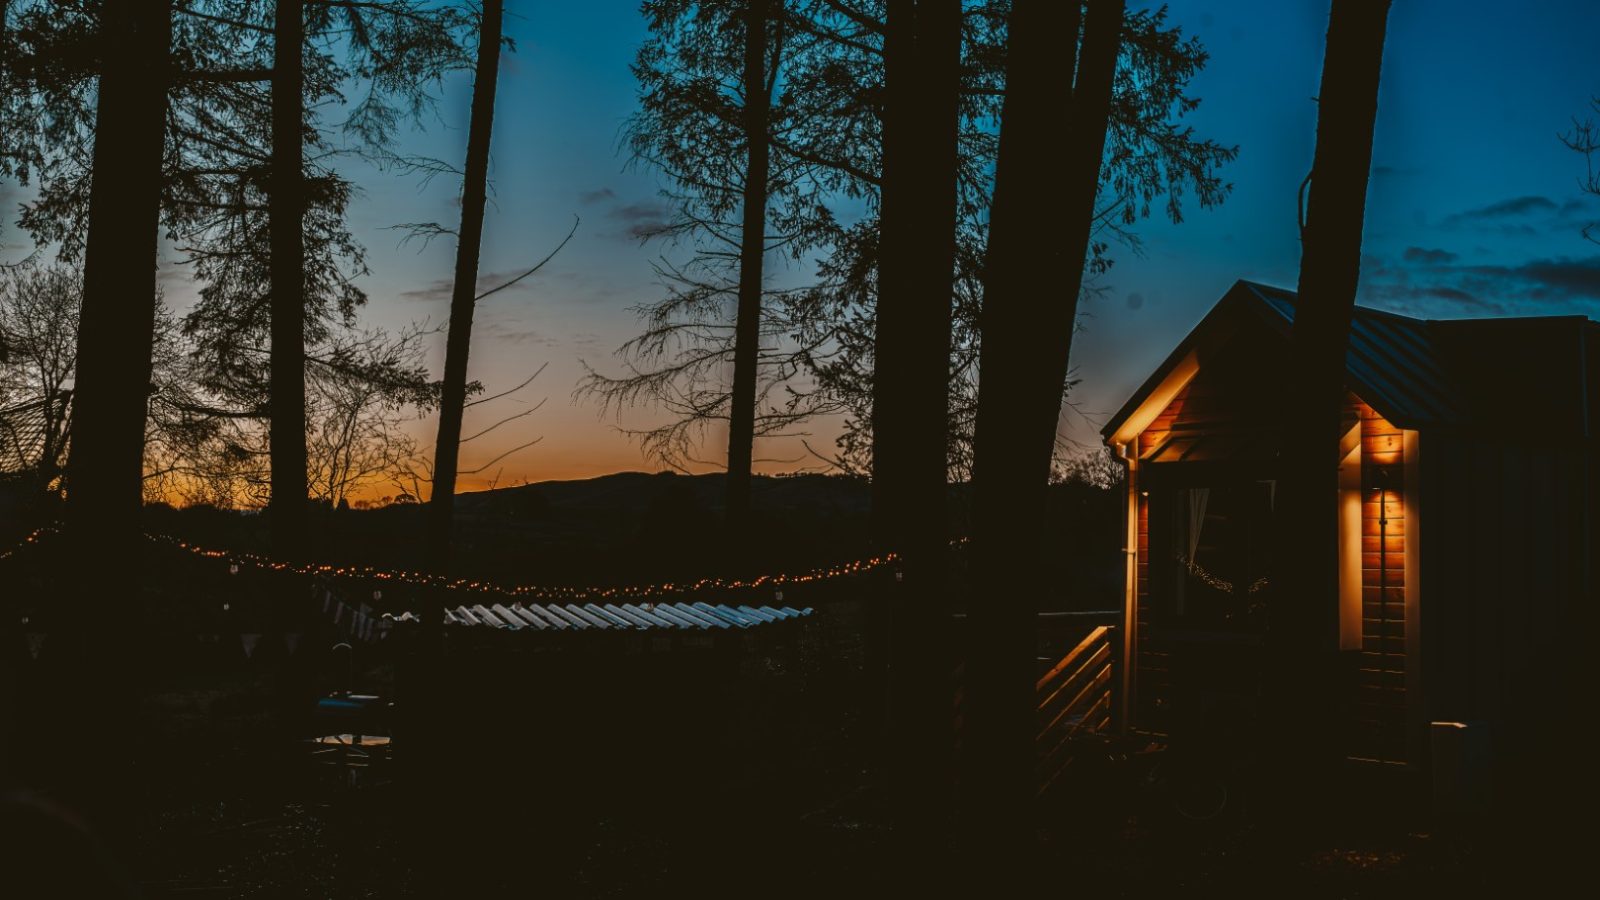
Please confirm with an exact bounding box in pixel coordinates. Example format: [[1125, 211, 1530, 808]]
[[454, 470, 872, 517]]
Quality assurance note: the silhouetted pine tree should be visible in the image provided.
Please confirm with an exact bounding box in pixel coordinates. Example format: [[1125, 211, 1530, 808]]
[[579, 0, 841, 525], [59, 0, 172, 835], [427, 0, 505, 569], [269, 0, 309, 556], [724, 0, 775, 527]]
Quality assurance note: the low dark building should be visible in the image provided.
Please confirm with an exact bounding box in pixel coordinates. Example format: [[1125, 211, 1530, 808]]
[[1103, 281, 1598, 796]]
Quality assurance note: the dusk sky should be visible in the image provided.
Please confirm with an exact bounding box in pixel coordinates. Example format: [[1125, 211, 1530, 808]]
[[20, 0, 1600, 492]]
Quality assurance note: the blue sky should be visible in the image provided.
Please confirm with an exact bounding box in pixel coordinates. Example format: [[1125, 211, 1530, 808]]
[[317, 0, 1600, 478], [14, 0, 1600, 487], [1070, 0, 1600, 447]]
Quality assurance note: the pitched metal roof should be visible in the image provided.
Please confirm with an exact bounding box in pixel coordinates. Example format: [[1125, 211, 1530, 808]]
[[1104, 280, 1597, 438], [1238, 281, 1472, 428], [389, 601, 813, 633]]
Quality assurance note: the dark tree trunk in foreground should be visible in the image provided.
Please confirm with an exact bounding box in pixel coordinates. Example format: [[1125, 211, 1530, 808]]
[[427, 0, 504, 572], [417, 5, 502, 865], [1270, 0, 1389, 806], [724, 0, 773, 529], [872, 0, 960, 852], [61, 0, 171, 832], [967, 0, 1123, 867], [269, 0, 307, 557]]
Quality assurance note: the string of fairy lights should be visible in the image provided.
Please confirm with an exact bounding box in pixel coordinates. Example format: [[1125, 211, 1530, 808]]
[[145, 531, 904, 601], [0, 525, 59, 564], [0, 524, 930, 602], [1174, 553, 1270, 596]]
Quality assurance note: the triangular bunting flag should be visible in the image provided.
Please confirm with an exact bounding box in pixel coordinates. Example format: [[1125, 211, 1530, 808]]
[[240, 633, 261, 658]]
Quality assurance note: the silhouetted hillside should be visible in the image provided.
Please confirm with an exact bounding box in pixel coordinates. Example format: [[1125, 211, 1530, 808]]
[[131, 469, 1121, 610]]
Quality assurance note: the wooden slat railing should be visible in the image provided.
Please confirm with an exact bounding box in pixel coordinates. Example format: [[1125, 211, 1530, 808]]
[[1034, 624, 1115, 797], [950, 614, 1120, 798]]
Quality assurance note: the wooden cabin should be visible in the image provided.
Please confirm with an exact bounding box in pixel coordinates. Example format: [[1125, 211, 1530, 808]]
[[1103, 281, 1598, 792]]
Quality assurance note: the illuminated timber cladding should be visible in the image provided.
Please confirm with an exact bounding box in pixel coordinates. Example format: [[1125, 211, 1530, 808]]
[[1102, 280, 1600, 781]]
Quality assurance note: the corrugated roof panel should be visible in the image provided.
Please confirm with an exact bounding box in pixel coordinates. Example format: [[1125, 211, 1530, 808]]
[[507, 606, 549, 630], [670, 603, 729, 629], [433, 598, 813, 634], [692, 603, 752, 628], [650, 605, 709, 629], [472, 605, 506, 628], [489, 604, 524, 630], [539, 604, 588, 629], [604, 604, 658, 629], [584, 604, 634, 629], [526, 605, 569, 630], [561, 604, 612, 629], [619, 603, 676, 629]]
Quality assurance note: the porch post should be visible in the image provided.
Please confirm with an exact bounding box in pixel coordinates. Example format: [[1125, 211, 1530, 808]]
[[1119, 445, 1139, 733]]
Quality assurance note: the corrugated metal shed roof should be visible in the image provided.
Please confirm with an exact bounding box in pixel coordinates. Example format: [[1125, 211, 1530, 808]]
[[389, 601, 812, 632]]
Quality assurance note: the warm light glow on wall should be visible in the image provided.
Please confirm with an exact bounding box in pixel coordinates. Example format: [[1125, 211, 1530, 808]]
[[1109, 351, 1200, 449], [1338, 433, 1363, 651]]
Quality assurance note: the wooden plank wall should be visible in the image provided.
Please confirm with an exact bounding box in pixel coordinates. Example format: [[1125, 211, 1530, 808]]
[[1132, 494, 1170, 733], [1350, 397, 1407, 763], [1132, 377, 1185, 734]]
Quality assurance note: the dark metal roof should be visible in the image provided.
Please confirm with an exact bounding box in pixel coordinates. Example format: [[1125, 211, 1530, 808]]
[[389, 601, 813, 632], [1238, 281, 1472, 428], [1104, 280, 1597, 438]]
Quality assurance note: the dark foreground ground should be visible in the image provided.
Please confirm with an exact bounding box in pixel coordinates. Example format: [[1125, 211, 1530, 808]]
[[4, 595, 1526, 899]]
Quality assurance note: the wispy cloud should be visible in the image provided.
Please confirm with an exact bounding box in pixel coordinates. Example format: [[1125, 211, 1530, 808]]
[[1482, 256, 1600, 300], [1445, 195, 1558, 222], [1402, 246, 1459, 264], [484, 324, 562, 348], [601, 199, 672, 241], [1363, 253, 1600, 317], [579, 187, 616, 205], [1362, 281, 1502, 313]]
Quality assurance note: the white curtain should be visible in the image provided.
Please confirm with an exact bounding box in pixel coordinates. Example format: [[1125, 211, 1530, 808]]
[[1169, 488, 1211, 616], [1186, 488, 1210, 565]]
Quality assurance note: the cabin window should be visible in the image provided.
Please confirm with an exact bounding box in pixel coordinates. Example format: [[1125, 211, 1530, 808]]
[[1146, 479, 1274, 632]]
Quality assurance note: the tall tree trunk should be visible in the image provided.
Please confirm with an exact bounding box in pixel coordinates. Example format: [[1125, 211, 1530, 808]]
[[0, 1, 10, 96], [269, 0, 307, 558], [872, 0, 960, 854], [1271, 0, 1390, 810], [427, 0, 504, 571], [416, 4, 502, 877], [61, 0, 171, 834], [724, 0, 773, 529], [966, 0, 1123, 862]]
